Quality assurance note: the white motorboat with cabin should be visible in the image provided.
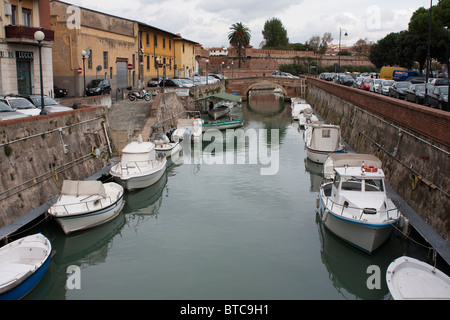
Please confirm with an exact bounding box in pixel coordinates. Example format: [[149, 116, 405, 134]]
[[172, 118, 203, 143], [151, 131, 181, 158], [305, 123, 345, 163], [291, 98, 310, 121], [299, 107, 319, 127], [110, 137, 167, 190], [48, 180, 125, 234], [317, 160, 402, 254], [386, 256, 450, 300], [0, 234, 51, 300]]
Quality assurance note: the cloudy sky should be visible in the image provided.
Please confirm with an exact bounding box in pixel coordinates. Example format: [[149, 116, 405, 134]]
[[66, 0, 431, 48]]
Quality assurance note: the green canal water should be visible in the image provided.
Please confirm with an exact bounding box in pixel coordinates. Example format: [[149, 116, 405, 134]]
[[22, 91, 441, 300]]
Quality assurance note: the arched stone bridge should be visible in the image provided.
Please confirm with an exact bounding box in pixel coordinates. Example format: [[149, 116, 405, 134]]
[[226, 76, 307, 100]]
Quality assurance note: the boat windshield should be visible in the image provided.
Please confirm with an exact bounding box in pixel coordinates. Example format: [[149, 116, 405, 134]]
[[338, 176, 385, 192]]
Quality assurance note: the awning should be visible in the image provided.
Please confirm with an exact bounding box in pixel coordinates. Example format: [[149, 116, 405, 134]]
[[194, 92, 242, 103]]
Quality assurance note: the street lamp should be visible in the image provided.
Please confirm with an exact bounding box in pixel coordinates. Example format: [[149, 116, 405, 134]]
[[206, 59, 209, 84], [34, 30, 46, 115], [338, 28, 348, 73], [81, 49, 90, 97], [156, 57, 160, 82]]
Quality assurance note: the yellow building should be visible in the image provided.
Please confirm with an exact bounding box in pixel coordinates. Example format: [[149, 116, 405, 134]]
[[50, 1, 201, 96], [174, 34, 198, 78], [50, 0, 138, 97], [138, 24, 198, 85]]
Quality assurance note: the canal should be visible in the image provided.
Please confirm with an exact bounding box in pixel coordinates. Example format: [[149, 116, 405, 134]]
[[22, 90, 445, 300]]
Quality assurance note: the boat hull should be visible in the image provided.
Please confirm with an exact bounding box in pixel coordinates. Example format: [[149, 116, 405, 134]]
[[113, 161, 166, 191], [154, 142, 181, 158], [208, 107, 230, 120], [0, 234, 51, 300], [54, 196, 125, 235], [319, 195, 397, 254], [202, 120, 244, 132], [306, 147, 345, 164]]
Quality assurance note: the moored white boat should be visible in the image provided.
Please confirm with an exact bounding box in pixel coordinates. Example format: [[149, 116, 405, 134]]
[[305, 123, 346, 164], [152, 132, 181, 158], [208, 105, 230, 120], [0, 234, 51, 300], [48, 180, 125, 234], [172, 118, 203, 143], [386, 256, 450, 300], [299, 107, 319, 127], [110, 138, 167, 191], [202, 119, 244, 132], [291, 100, 310, 121], [317, 163, 402, 254]]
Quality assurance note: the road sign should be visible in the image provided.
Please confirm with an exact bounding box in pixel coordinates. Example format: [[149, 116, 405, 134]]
[[127, 64, 133, 70], [77, 67, 82, 74]]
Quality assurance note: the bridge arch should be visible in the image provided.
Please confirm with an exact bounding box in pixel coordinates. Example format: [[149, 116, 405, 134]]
[[226, 76, 306, 100], [245, 80, 288, 98]]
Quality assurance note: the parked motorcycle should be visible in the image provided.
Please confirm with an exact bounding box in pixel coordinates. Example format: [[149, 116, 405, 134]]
[[127, 87, 151, 101]]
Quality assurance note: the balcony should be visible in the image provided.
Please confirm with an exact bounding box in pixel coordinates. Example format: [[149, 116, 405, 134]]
[[5, 25, 54, 43]]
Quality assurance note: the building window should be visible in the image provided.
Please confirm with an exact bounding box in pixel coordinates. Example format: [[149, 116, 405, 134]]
[[146, 33, 150, 47], [183, 43, 185, 53], [22, 8, 32, 27], [154, 35, 158, 48], [11, 5, 17, 25], [146, 56, 150, 70], [88, 50, 92, 69], [103, 51, 108, 70], [169, 40, 171, 50], [163, 37, 166, 50]]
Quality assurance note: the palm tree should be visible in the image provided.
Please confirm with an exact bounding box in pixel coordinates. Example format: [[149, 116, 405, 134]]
[[228, 22, 251, 70]]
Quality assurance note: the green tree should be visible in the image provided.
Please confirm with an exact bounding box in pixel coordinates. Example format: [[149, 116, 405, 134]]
[[261, 18, 290, 50], [228, 22, 251, 69]]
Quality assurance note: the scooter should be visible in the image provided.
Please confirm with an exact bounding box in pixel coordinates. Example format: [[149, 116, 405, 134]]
[[127, 87, 151, 101]]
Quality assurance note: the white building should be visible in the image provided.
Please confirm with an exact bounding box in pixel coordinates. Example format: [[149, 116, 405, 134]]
[[0, 0, 53, 96]]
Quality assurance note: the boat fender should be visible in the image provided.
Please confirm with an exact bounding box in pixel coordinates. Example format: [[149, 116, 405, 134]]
[[399, 216, 411, 237], [316, 195, 320, 208], [92, 146, 101, 158], [322, 209, 329, 222]]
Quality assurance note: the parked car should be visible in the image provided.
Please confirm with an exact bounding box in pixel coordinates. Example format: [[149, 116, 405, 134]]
[[54, 86, 68, 98], [360, 78, 372, 90], [158, 79, 185, 87], [389, 81, 412, 99], [405, 77, 425, 84], [404, 83, 431, 104], [319, 73, 335, 81], [86, 79, 111, 96], [24, 95, 73, 113], [335, 74, 354, 86], [378, 80, 395, 95], [429, 78, 449, 86], [147, 78, 161, 87], [369, 79, 383, 93], [272, 71, 299, 79], [1, 95, 40, 116], [354, 77, 366, 89], [425, 86, 448, 110], [0, 100, 31, 121], [209, 74, 225, 81]]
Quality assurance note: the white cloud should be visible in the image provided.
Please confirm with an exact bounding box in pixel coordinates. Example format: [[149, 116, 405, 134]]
[[63, 0, 430, 48]]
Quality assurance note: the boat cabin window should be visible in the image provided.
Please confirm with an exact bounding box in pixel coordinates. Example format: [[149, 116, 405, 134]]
[[340, 177, 362, 191], [364, 179, 384, 192], [322, 129, 331, 138]]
